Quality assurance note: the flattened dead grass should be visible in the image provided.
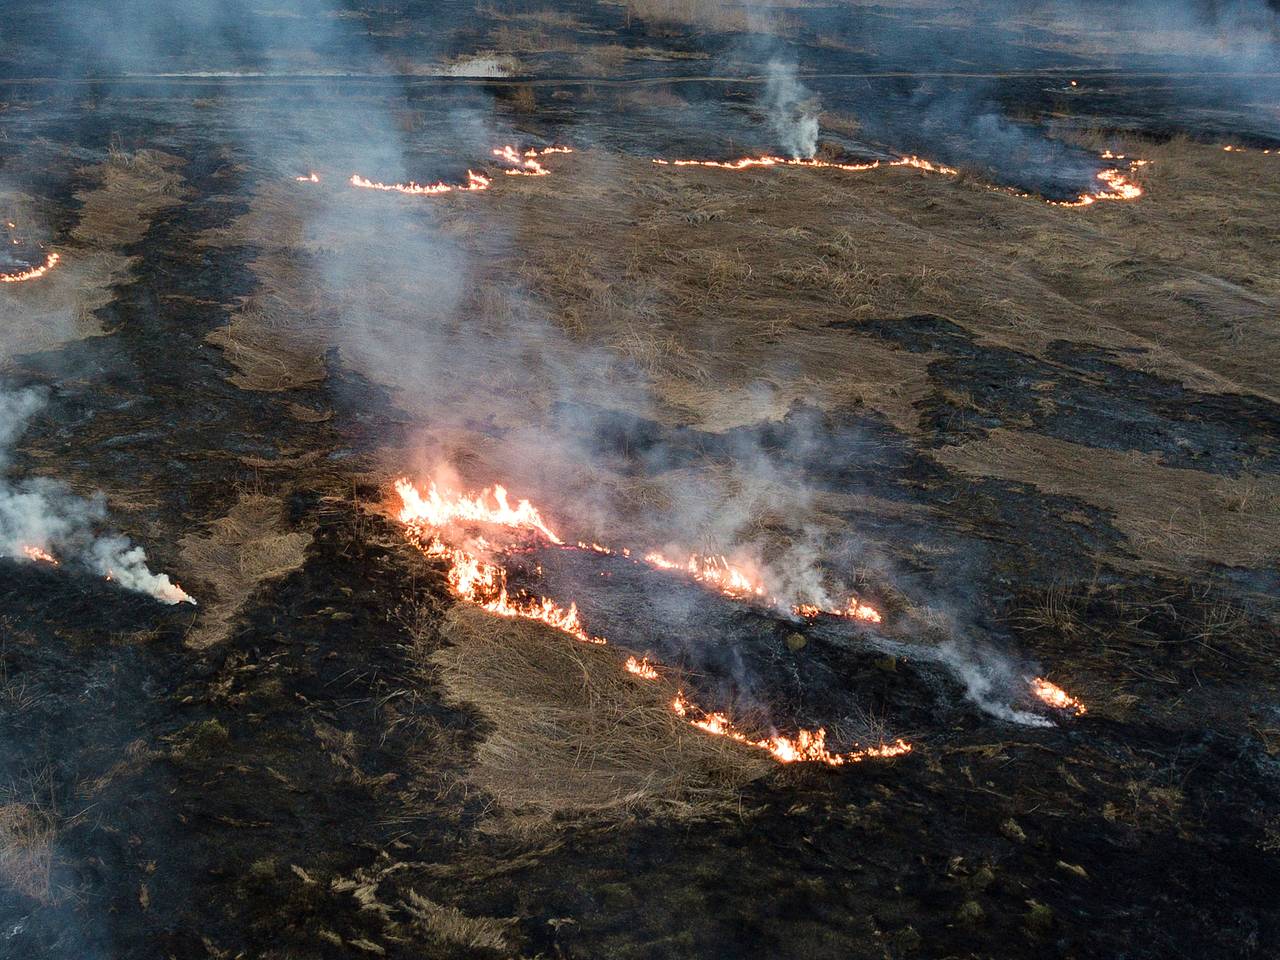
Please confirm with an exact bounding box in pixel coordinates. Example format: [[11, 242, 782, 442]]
[[430, 606, 769, 822], [0, 149, 184, 364], [0, 802, 54, 902], [935, 429, 1280, 571], [401, 888, 516, 952], [71, 148, 185, 248], [179, 491, 313, 647]]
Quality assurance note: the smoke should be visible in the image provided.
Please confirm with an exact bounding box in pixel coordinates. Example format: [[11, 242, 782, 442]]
[[762, 59, 819, 159], [0, 386, 192, 605]]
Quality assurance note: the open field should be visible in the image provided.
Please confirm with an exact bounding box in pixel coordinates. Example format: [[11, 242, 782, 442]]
[[1, 2, 1279, 958]]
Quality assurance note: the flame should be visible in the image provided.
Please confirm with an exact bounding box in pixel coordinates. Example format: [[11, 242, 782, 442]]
[[796, 597, 883, 623], [672, 692, 912, 765], [392, 476, 911, 765], [1049, 167, 1144, 207], [295, 172, 320, 183], [642, 551, 769, 601], [395, 478, 563, 544], [654, 154, 958, 176], [492, 144, 574, 176], [158, 581, 196, 605], [654, 151, 1148, 208], [350, 170, 491, 196], [1, 251, 60, 284], [350, 145, 572, 196], [1031, 677, 1087, 716], [21, 545, 58, 565], [624, 655, 659, 680]]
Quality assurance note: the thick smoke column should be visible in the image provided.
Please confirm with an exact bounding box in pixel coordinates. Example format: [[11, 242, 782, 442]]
[[762, 59, 819, 159], [0, 386, 193, 605]]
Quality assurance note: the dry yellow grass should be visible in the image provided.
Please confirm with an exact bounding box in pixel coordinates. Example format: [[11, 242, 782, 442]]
[[204, 142, 1277, 579], [0, 802, 54, 902], [0, 149, 184, 364], [428, 606, 769, 822], [401, 888, 516, 951], [179, 491, 313, 648], [934, 429, 1280, 572]]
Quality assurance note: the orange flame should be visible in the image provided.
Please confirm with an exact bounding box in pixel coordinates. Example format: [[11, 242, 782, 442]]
[[392, 476, 910, 765], [653, 154, 958, 176], [1049, 168, 1144, 207], [395, 478, 563, 544], [672, 692, 911, 765], [625, 655, 659, 680], [795, 598, 883, 623], [1, 251, 60, 284], [492, 144, 574, 176], [654, 151, 1148, 208], [350, 145, 572, 196], [21, 545, 58, 565], [1031, 677, 1087, 716], [294, 173, 320, 183], [350, 170, 491, 196], [642, 551, 769, 601]]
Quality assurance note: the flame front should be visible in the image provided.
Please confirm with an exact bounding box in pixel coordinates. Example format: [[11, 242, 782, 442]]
[[392, 476, 913, 766], [350, 170, 491, 196], [654, 151, 1147, 208], [350, 145, 572, 196], [653, 154, 958, 176], [672, 692, 912, 765], [1, 251, 61, 284], [1031, 677, 1087, 715], [625, 655, 659, 680], [21, 545, 58, 565]]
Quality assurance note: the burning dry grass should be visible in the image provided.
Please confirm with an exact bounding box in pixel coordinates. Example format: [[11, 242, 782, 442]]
[[0, 802, 54, 902], [178, 491, 313, 648], [205, 141, 1275, 579], [430, 606, 770, 821], [0, 149, 184, 364]]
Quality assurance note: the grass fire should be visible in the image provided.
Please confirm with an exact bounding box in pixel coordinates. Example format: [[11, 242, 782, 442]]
[[2, 2, 1278, 958]]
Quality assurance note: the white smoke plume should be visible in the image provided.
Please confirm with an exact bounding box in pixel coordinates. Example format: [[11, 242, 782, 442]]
[[762, 58, 819, 159], [0, 386, 194, 605]]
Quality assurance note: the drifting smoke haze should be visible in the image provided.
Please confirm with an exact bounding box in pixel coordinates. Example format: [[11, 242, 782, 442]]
[[762, 59, 820, 159], [0, 387, 192, 604], [0, 0, 1124, 729]]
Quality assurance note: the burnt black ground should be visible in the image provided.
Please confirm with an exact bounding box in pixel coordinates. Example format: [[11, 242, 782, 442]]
[[2, 9, 1280, 959]]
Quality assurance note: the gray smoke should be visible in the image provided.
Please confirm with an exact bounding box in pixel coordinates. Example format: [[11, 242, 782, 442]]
[[762, 59, 819, 159], [0, 386, 193, 604]]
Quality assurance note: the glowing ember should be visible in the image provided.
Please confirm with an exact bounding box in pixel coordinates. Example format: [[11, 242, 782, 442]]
[[21, 545, 58, 565], [295, 173, 320, 183], [1, 251, 60, 284], [625, 655, 660, 680], [392, 476, 911, 765], [672, 692, 912, 765], [1031, 677, 1087, 716]]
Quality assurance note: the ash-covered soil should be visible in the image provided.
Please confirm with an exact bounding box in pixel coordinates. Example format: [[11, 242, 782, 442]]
[[2, 3, 1280, 958]]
